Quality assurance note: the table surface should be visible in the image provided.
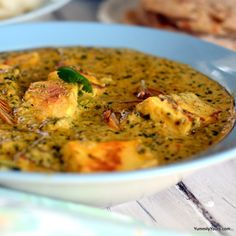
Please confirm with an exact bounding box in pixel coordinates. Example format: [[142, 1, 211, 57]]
[[39, 0, 236, 234]]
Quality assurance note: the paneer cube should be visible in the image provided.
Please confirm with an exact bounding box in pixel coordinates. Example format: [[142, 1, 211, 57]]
[[171, 93, 218, 123], [136, 93, 218, 136], [83, 72, 106, 96], [48, 70, 105, 96], [61, 140, 157, 172], [4, 52, 40, 69], [21, 80, 78, 122]]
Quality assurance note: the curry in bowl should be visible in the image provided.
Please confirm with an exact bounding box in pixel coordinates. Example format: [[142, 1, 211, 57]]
[[0, 47, 234, 173]]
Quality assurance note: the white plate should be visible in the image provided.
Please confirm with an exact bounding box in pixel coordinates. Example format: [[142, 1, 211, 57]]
[[98, 0, 138, 23], [0, 0, 70, 26]]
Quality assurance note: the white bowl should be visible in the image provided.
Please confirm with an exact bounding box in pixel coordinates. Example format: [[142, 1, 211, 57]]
[[0, 22, 236, 207]]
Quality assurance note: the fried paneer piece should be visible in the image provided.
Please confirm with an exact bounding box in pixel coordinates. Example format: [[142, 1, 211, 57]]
[[4, 52, 40, 69], [171, 93, 218, 123], [48, 70, 105, 96], [20, 80, 78, 122], [136, 92, 219, 136], [61, 140, 157, 172], [81, 72, 106, 96]]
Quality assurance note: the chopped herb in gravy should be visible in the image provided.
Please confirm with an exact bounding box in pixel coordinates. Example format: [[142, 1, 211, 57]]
[[0, 47, 234, 173]]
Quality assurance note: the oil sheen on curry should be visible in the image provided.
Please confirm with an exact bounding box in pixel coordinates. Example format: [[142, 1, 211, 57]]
[[0, 47, 234, 173]]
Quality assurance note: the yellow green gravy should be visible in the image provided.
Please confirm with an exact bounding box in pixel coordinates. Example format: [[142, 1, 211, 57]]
[[0, 47, 234, 172]]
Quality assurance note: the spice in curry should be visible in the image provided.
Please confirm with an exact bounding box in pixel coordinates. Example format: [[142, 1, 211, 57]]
[[0, 47, 234, 173]]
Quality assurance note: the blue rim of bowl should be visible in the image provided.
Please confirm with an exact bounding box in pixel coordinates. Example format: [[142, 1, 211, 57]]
[[0, 22, 235, 183]]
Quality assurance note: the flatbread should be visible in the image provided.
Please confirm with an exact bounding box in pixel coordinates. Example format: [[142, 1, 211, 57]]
[[138, 0, 236, 36], [123, 3, 236, 51], [124, 8, 179, 31], [140, 0, 197, 20]]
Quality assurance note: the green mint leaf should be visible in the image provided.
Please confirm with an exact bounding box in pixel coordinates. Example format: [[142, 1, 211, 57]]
[[57, 66, 93, 93]]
